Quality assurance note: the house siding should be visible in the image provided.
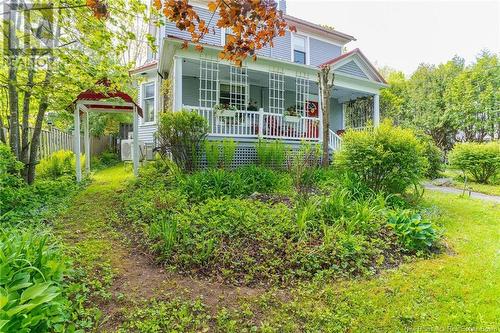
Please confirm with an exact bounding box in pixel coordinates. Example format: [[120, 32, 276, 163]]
[[329, 98, 343, 131], [165, 7, 221, 46], [270, 31, 291, 61], [336, 60, 369, 79], [309, 38, 341, 67]]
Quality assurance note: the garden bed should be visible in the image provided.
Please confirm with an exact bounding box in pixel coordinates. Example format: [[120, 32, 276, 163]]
[[121, 162, 439, 286]]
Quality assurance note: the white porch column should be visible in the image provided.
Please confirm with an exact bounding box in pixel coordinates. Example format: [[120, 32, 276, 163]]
[[373, 94, 380, 127], [173, 56, 183, 111], [74, 103, 82, 182], [83, 111, 91, 174], [133, 106, 139, 177], [317, 86, 323, 143]]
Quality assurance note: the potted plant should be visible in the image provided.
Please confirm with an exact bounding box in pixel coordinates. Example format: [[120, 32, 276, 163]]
[[214, 103, 238, 117], [284, 105, 301, 123]]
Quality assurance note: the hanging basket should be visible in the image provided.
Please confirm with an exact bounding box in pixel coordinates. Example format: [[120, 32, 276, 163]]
[[284, 115, 301, 123], [216, 109, 237, 118]]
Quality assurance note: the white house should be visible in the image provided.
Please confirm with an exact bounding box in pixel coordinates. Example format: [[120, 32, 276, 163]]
[[131, 0, 387, 163]]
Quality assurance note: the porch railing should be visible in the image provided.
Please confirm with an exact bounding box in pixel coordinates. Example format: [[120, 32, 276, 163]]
[[328, 129, 342, 151], [184, 105, 320, 142]]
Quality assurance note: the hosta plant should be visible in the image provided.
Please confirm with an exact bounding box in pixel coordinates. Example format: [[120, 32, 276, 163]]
[[387, 210, 437, 252], [0, 228, 72, 332]]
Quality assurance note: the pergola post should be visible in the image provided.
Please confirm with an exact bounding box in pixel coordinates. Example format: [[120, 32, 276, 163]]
[[373, 94, 380, 127], [74, 103, 82, 182], [133, 106, 139, 176], [83, 110, 91, 174]]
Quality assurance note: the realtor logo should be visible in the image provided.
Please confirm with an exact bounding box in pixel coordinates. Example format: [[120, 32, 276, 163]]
[[3, 1, 56, 56]]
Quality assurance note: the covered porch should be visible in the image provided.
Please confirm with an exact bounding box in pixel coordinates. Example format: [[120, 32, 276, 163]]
[[168, 50, 382, 151]]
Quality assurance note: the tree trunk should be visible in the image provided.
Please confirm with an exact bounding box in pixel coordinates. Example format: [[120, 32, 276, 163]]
[[318, 66, 334, 168], [27, 66, 53, 184], [8, 56, 20, 158], [21, 55, 36, 181]]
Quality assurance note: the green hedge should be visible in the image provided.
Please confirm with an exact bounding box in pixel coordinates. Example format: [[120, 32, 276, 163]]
[[449, 141, 500, 184], [334, 120, 427, 195]]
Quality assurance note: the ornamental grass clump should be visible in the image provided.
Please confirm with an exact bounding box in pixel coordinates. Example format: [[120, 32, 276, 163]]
[[334, 120, 427, 195], [448, 141, 500, 184]]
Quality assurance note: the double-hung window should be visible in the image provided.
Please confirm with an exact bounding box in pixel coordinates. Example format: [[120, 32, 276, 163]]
[[142, 82, 155, 123], [293, 34, 307, 65]]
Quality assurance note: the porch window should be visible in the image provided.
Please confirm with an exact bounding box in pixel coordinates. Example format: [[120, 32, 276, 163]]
[[142, 82, 155, 123], [199, 59, 219, 108], [219, 83, 247, 110], [269, 72, 284, 114], [293, 34, 307, 65]]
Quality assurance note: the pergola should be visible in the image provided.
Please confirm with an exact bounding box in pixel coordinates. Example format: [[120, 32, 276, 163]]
[[72, 80, 143, 182]]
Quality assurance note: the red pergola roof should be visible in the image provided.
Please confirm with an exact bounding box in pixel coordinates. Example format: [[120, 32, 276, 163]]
[[72, 79, 143, 117]]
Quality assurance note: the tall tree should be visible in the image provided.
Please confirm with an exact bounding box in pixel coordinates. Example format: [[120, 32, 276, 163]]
[[318, 65, 334, 167], [2, 0, 148, 183], [445, 51, 499, 142]]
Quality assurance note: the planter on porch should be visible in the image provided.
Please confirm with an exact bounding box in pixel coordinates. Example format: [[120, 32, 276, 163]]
[[284, 115, 301, 123]]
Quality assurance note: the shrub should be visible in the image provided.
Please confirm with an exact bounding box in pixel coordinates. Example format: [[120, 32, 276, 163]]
[[417, 134, 444, 179], [387, 210, 437, 251], [0, 143, 23, 187], [221, 138, 237, 169], [92, 150, 120, 169], [179, 166, 288, 202], [37, 150, 84, 180], [204, 140, 220, 169], [1, 144, 25, 216], [286, 142, 321, 196], [0, 227, 72, 332], [256, 139, 286, 169], [448, 141, 500, 184], [335, 120, 427, 195], [203, 139, 237, 169], [156, 110, 208, 172]]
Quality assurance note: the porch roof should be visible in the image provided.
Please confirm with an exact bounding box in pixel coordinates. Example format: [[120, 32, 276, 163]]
[[321, 48, 387, 84], [70, 79, 143, 117]]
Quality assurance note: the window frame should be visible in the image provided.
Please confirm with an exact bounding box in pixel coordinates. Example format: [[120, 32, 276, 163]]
[[292, 33, 309, 65], [218, 81, 247, 110], [141, 81, 156, 124]]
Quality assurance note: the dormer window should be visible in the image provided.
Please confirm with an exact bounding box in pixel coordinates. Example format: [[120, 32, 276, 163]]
[[293, 34, 307, 64]]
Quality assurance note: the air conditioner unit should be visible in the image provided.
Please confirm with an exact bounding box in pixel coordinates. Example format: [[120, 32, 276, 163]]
[[121, 139, 145, 161]]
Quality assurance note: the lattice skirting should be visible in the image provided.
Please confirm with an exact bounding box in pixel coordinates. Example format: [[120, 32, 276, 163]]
[[197, 139, 328, 169]]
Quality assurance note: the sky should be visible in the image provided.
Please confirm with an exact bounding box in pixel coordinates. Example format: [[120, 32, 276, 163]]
[[285, 0, 500, 75]]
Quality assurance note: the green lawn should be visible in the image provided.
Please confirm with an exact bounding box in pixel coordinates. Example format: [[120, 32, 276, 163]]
[[55, 166, 500, 332], [120, 174, 499, 331], [441, 169, 500, 196]]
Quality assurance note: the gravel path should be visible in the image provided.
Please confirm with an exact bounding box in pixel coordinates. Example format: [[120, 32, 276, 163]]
[[424, 183, 500, 203]]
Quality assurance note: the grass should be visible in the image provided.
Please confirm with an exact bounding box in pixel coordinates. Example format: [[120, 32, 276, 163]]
[[118, 181, 500, 331], [441, 168, 500, 196], [53, 165, 500, 332], [53, 164, 135, 331]]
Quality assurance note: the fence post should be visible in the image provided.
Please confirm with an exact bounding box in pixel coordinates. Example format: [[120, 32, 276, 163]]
[[258, 108, 264, 139]]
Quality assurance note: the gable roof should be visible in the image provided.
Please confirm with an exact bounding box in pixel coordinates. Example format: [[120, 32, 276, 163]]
[[284, 15, 356, 44], [321, 48, 387, 84]]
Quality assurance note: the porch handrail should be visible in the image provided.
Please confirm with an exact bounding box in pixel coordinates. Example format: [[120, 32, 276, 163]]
[[328, 129, 342, 151], [183, 105, 320, 141]]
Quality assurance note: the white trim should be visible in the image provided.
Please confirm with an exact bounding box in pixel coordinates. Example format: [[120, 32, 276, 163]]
[[330, 52, 386, 85], [291, 32, 309, 65], [141, 81, 156, 124], [341, 103, 346, 129], [294, 29, 345, 48], [78, 100, 135, 107], [174, 56, 183, 111], [373, 94, 380, 127], [74, 104, 81, 182]]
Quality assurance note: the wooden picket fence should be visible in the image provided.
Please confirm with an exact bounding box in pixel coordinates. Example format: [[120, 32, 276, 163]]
[[2, 126, 76, 161], [35, 127, 75, 160]]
